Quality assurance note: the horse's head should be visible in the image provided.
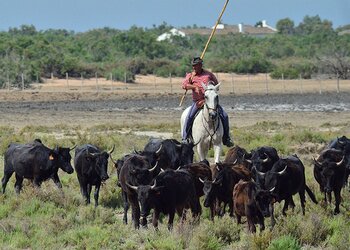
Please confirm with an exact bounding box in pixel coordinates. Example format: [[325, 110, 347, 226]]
[[202, 82, 220, 120]]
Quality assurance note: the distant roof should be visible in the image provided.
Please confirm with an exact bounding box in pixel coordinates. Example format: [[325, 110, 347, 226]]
[[179, 24, 277, 36], [156, 21, 277, 42], [156, 28, 186, 41], [339, 29, 350, 35], [157, 21, 277, 42]]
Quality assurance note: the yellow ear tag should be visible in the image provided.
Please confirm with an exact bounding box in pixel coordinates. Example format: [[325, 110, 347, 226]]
[[49, 154, 54, 160]]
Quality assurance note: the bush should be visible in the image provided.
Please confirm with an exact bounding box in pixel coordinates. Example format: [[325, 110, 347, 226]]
[[270, 61, 316, 79], [268, 235, 301, 250], [233, 56, 273, 74], [108, 68, 135, 83], [270, 67, 299, 79]]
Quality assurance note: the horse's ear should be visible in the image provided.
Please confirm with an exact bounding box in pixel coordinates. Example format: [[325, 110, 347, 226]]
[[215, 82, 221, 91], [201, 82, 207, 90]]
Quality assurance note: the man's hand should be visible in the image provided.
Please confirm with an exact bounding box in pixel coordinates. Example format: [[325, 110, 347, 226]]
[[194, 86, 200, 94], [196, 99, 205, 108]]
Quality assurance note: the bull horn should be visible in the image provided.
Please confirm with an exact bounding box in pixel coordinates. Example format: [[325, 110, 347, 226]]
[[337, 137, 345, 145], [148, 161, 158, 172], [133, 147, 141, 154], [313, 157, 323, 166], [262, 153, 269, 163], [212, 178, 221, 184], [126, 182, 138, 191], [245, 158, 252, 164], [232, 158, 238, 165], [70, 144, 77, 151], [277, 165, 287, 175], [150, 180, 157, 190], [87, 149, 99, 157], [109, 154, 117, 164], [108, 145, 115, 154], [336, 155, 345, 166], [255, 167, 266, 177], [155, 144, 163, 154], [175, 166, 181, 171], [175, 143, 182, 148], [199, 177, 205, 183], [269, 186, 275, 192], [160, 168, 165, 173]]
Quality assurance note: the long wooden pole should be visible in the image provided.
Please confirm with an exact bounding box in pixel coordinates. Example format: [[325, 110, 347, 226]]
[[201, 0, 230, 60], [179, 0, 230, 106]]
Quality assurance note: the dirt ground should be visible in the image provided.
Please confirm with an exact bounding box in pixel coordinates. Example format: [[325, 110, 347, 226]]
[[0, 89, 349, 132]]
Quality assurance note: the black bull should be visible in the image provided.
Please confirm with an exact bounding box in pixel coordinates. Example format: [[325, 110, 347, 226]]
[[127, 169, 201, 230], [118, 154, 158, 229], [2, 140, 75, 194], [314, 149, 347, 214], [261, 156, 318, 216], [143, 138, 195, 170], [326, 136, 350, 188], [74, 144, 115, 206]]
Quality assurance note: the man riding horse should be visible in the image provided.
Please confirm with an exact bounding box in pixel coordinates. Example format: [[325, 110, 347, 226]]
[[181, 56, 234, 147]]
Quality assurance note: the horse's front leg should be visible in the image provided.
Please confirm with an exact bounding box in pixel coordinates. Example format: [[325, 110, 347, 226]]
[[213, 143, 222, 163], [197, 142, 209, 162]]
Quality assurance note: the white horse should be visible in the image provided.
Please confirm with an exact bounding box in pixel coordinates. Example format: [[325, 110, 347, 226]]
[[181, 83, 223, 163]]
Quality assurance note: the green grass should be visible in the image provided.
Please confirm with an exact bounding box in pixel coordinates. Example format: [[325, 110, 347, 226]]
[[0, 122, 349, 249]]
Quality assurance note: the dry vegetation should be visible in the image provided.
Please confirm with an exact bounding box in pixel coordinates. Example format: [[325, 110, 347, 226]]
[[26, 73, 350, 95]]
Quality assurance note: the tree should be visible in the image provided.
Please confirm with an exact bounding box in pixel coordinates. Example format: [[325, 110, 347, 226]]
[[276, 18, 295, 35], [295, 15, 333, 35], [316, 40, 350, 79], [255, 21, 263, 27]]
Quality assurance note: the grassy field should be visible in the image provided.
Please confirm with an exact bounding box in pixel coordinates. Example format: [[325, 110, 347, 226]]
[[0, 120, 349, 249]]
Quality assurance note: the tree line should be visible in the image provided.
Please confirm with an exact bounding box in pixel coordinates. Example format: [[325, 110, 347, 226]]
[[0, 15, 349, 88]]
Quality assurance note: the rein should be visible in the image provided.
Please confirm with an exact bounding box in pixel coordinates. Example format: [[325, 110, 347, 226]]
[[202, 102, 220, 148]]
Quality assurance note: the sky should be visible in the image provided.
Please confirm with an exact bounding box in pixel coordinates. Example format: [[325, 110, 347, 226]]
[[0, 0, 349, 32]]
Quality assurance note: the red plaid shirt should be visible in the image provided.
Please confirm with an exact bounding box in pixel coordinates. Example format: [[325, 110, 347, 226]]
[[182, 70, 218, 102]]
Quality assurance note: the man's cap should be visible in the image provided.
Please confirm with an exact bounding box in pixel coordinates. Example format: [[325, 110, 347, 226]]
[[191, 57, 203, 66]]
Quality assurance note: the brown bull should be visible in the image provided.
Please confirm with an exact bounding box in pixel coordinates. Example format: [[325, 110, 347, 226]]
[[233, 180, 265, 233]]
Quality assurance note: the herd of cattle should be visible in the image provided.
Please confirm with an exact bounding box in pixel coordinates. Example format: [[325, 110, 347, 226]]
[[1, 136, 349, 232]]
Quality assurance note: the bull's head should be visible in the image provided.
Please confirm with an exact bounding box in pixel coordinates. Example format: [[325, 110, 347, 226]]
[[201, 177, 222, 208], [250, 152, 271, 173], [51, 146, 74, 174], [263, 165, 288, 196], [127, 180, 163, 220], [318, 156, 346, 193], [86, 147, 114, 181], [255, 189, 277, 217]]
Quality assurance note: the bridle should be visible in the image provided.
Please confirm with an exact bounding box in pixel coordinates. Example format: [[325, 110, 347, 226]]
[[202, 88, 220, 144]]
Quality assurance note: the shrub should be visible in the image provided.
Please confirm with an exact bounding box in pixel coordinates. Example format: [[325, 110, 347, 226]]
[[268, 235, 301, 250], [233, 56, 273, 74], [107, 67, 135, 83], [270, 67, 299, 79], [270, 61, 316, 79]]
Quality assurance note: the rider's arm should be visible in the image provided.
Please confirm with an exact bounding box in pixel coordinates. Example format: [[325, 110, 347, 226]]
[[182, 73, 192, 90], [182, 73, 200, 93]]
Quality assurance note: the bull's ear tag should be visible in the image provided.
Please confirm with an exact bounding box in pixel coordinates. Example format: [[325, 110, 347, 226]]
[[49, 154, 55, 160]]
